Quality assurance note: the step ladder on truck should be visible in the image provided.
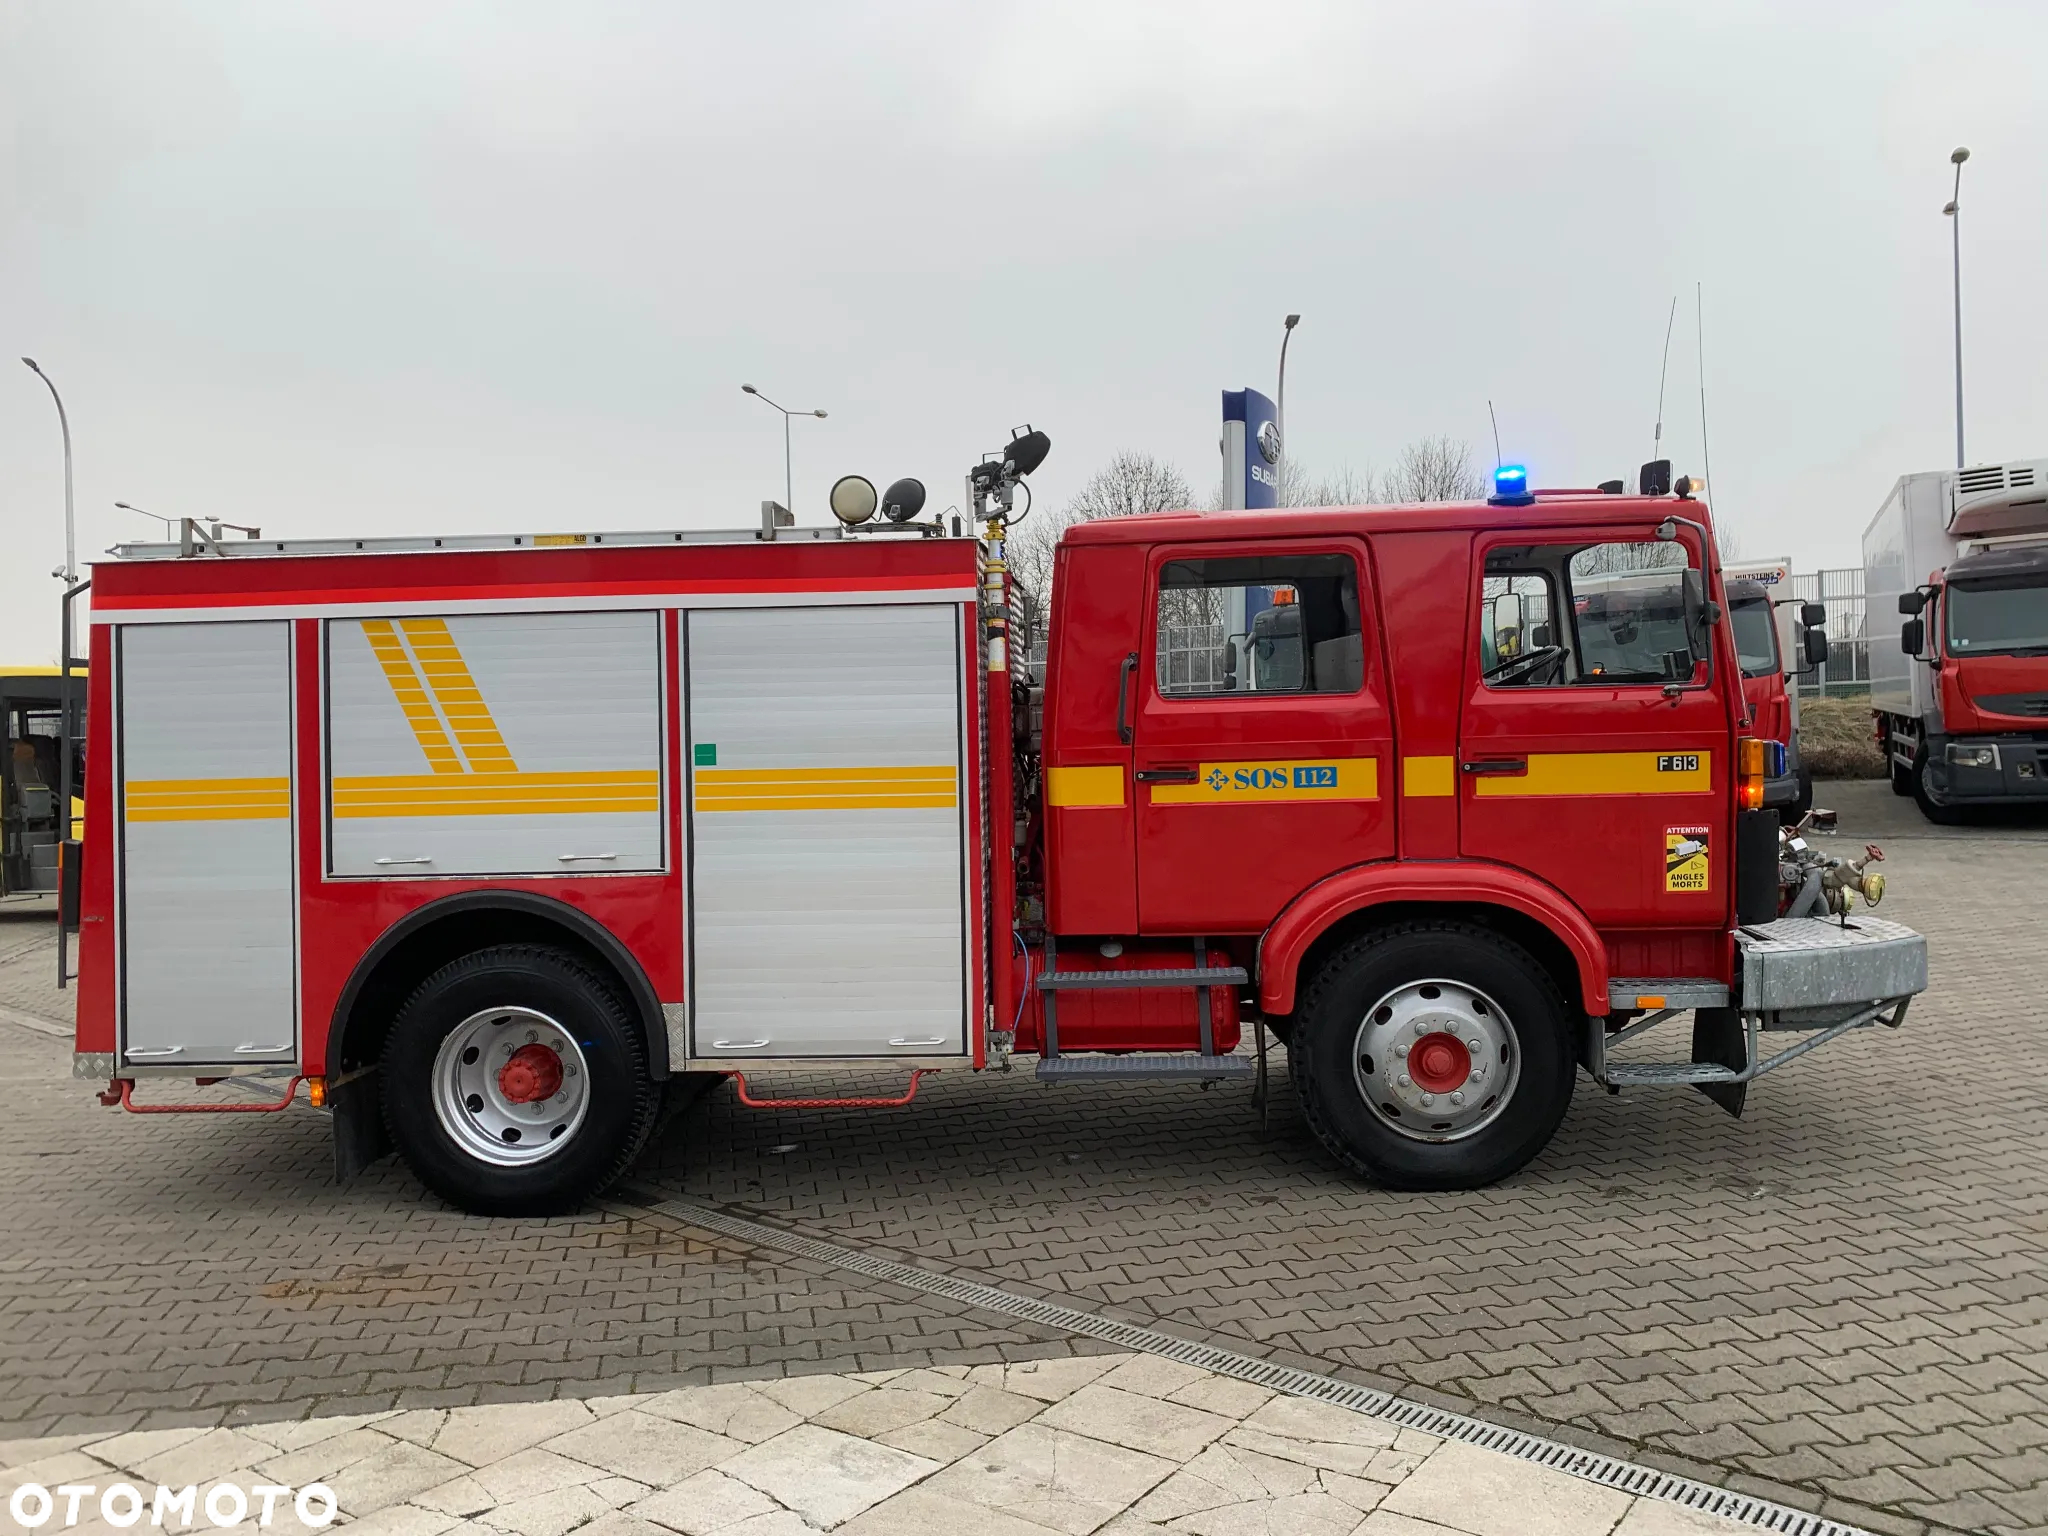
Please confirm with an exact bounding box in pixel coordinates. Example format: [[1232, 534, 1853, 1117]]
[[69, 441, 1927, 1214]]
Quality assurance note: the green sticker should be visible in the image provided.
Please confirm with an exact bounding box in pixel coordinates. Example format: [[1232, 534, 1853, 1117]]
[[693, 743, 717, 767]]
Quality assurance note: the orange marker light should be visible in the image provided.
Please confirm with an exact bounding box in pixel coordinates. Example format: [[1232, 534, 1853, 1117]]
[[307, 1077, 327, 1108]]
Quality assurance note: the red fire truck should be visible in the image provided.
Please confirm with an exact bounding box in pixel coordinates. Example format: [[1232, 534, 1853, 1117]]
[[71, 449, 1926, 1214]]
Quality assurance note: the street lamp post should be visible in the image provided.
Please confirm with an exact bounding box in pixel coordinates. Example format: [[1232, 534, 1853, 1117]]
[[740, 384, 828, 516], [1276, 314, 1301, 464], [1943, 146, 1970, 470], [22, 359, 74, 583]]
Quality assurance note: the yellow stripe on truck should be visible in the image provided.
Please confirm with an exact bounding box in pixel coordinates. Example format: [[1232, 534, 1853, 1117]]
[[1044, 765, 1126, 808], [694, 766, 957, 813], [333, 770, 658, 818], [1473, 750, 1713, 797], [126, 777, 291, 822]]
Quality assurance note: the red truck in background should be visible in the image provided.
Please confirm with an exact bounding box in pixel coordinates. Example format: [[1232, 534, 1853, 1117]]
[[71, 448, 1928, 1215], [1866, 458, 2048, 822]]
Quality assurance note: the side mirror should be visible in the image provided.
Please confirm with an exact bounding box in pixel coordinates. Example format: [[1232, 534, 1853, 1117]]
[[1898, 590, 1926, 616], [1805, 628, 1829, 666], [1680, 568, 1718, 648], [1901, 618, 1925, 657], [1801, 601, 1827, 628], [1221, 638, 1238, 684]]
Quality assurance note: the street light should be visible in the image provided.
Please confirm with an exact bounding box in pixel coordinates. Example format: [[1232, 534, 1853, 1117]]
[[1276, 314, 1301, 465], [741, 384, 828, 517], [1943, 146, 1969, 469], [115, 501, 179, 540], [21, 359, 74, 583]]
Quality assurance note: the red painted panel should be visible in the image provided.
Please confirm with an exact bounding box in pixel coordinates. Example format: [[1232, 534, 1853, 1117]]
[[89, 538, 980, 613], [1014, 944, 1241, 1055], [1375, 532, 1470, 860], [1257, 859, 1611, 1016], [74, 624, 117, 1055], [1042, 543, 1143, 933], [1132, 536, 1394, 934], [1458, 524, 1735, 930]]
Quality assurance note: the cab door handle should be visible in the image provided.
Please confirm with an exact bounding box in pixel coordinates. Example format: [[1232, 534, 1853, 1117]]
[[1136, 767, 1200, 783], [1115, 652, 1138, 745], [1460, 757, 1528, 775]]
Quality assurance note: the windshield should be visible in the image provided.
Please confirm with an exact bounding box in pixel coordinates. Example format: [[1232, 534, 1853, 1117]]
[[1729, 596, 1779, 678], [1573, 570, 1692, 683], [1947, 579, 2048, 657]]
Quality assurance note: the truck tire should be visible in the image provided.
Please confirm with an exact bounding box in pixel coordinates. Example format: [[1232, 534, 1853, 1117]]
[[381, 944, 660, 1216], [1289, 922, 1574, 1191], [1779, 766, 1815, 825], [1911, 752, 1963, 826]]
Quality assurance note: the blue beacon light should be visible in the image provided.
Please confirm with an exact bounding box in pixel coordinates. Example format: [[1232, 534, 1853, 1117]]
[[1489, 465, 1533, 506]]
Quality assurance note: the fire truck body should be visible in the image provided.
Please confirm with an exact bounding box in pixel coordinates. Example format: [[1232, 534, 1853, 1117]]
[[74, 486, 1928, 1213]]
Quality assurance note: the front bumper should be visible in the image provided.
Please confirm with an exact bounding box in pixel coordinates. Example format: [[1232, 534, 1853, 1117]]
[[1738, 915, 1928, 1021], [1583, 917, 1927, 1101], [1930, 735, 2048, 804]]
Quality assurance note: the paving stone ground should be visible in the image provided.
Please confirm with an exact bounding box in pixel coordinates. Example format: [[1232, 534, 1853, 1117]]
[[0, 1352, 1751, 1536], [3, 784, 2045, 1535]]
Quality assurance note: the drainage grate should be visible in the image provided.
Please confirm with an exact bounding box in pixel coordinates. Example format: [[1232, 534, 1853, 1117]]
[[630, 1190, 1873, 1536]]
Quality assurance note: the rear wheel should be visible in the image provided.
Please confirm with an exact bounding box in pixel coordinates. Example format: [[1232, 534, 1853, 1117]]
[[382, 944, 660, 1216], [1290, 922, 1574, 1190]]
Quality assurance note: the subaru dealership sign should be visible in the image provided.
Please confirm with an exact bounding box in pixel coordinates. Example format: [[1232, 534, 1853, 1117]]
[[1222, 388, 1278, 510]]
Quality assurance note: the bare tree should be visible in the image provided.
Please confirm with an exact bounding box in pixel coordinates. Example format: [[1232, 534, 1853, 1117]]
[[1008, 451, 1193, 660], [1380, 436, 1487, 503], [1278, 458, 1377, 508]]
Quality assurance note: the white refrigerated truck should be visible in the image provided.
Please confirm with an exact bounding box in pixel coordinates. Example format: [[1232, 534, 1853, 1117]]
[[1864, 458, 2048, 822]]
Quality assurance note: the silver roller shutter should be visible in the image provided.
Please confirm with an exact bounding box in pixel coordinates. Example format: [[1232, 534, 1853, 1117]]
[[687, 605, 967, 1059], [118, 621, 297, 1067]]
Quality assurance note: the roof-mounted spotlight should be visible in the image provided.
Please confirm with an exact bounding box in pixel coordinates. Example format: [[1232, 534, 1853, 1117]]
[[1488, 465, 1534, 507], [829, 474, 879, 526], [881, 477, 926, 523], [1002, 425, 1051, 479]]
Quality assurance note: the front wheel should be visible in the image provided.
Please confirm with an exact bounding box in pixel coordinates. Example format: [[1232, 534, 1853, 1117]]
[[1912, 752, 1963, 826], [1290, 922, 1574, 1190], [382, 944, 660, 1216]]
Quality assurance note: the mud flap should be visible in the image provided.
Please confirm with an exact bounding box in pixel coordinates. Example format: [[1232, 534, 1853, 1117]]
[[331, 1069, 392, 1182], [1691, 1006, 1748, 1117]]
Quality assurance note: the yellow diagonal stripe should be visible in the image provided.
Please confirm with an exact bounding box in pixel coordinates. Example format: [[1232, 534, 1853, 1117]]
[[361, 619, 464, 775], [398, 618, 519, 773], [332, 770, 658, 819], [693, 764, 957, 813], [126, 776, 291, 823]]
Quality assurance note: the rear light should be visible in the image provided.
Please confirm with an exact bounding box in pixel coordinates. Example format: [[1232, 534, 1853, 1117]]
[[1737, 737, 1787, 810]]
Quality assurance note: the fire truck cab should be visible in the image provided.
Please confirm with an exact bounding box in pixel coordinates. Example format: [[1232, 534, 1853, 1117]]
[[73, 477, 1927, 1215]]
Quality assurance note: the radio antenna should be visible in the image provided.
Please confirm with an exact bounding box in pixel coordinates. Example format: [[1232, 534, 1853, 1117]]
[[1487, 400, 1503, 469], [1652, 294, 1677, 463], [1696, 282, 1716, 514]]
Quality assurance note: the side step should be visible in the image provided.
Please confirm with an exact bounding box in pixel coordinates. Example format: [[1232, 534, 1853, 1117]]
[[1039, 966, 1250, 990], [1607, 977, 1730, 1010], [1036, 1054, 1254, 1083]]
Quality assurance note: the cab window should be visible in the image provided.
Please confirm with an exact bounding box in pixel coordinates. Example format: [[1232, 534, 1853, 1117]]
[[1155, 553, 1362, 696], [1481, 539, 1703, 687]]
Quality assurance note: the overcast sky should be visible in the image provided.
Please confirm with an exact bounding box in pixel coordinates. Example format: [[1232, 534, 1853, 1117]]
[[4, 1, 2045, 660]]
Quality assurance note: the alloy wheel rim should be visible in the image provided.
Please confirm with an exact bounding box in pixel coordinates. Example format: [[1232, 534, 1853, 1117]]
[[1350, 978, 1520, 1143], [431, 1006, 591, 1167]]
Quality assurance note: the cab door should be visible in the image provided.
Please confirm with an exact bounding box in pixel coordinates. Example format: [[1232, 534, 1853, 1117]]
[[1458, 529, 1732, 928], [1134, 540, 1394, 934]]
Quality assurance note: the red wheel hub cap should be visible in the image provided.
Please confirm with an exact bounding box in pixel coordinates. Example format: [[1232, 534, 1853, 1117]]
[[498, 1044, 564, 1104], [1409, 1031, 1472, 1094]]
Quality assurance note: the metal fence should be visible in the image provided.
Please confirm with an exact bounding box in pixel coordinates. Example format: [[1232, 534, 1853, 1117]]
[[1788, 566, 1869, 698], [1157, 622, 1228, 694]]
